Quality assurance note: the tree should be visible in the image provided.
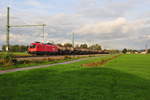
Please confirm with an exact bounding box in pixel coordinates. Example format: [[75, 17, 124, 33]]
[[2, 45, 6, 51], [122, 48, 127, 54], [64, 43, 72, 47], [109, 49, 121, 54], [128, 49, 138, 54], [80, 44, 88, 49], [89, 44, 102, 50], [2, 45, 28, 52], [57, 43, 63, 47], [75, 44, 80, 49], [147, 49, 150, 53]]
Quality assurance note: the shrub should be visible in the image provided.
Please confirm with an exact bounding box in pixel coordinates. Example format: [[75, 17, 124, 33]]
[[122, 48, 127, 54], [64, 55, 72, 59], [0, 53, 15, 67]]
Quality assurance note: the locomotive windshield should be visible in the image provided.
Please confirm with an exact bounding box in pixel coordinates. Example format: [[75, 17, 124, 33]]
[[30, 45, 36, 48]]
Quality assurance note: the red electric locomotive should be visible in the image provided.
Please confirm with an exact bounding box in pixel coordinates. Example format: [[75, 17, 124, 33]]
[[28, 42, 58, 55]]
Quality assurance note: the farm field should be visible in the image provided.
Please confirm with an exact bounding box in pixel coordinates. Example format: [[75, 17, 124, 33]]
[[0, 54, 150, 100]]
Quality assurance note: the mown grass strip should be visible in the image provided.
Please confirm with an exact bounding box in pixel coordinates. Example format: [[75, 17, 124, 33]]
[[82, 55, 121, 67]]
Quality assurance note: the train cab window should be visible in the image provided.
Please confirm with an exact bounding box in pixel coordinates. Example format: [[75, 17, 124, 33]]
[[30, 45, 36, 48]]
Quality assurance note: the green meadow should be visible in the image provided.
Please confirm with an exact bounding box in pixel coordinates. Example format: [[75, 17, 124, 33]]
[[0, 54, 150, 100]]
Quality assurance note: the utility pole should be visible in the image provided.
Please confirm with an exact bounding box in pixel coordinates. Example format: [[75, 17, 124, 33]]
[[6, 7, 10, 52], [72, 32, 75, 48], [42, 24, 46, 43], [145, 44, 148, 53]]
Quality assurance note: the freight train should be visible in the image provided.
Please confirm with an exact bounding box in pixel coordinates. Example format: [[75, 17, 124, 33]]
[[28, 42, 109, 55]]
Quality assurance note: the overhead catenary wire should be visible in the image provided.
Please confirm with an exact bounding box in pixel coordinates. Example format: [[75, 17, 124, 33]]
[[10, 24, 46, 27], [72, 32, 74, 48]]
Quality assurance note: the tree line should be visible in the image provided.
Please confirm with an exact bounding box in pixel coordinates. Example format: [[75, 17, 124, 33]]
[[59, 43, 102, 50], [2, 45, 28, 52], [122, 48, 150, 54]]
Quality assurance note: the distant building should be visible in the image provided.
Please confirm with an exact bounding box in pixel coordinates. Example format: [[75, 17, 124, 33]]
[[126, 51, 139, 54], [127, 52, 131, 54], [140, 50, 148, 54], [135, 52, 139, 54]]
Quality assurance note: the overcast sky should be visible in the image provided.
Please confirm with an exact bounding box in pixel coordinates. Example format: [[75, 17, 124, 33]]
[[0, 0, 150, 49]]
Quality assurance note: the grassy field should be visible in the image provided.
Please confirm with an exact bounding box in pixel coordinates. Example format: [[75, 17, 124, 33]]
[[0, 54, 150, 100]]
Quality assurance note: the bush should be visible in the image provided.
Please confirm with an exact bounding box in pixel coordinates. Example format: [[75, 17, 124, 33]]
[[64, 55, 72, 59], [0, 53, 15, 67], [147, 49, 150, 53], [122, 48, 127, 54]]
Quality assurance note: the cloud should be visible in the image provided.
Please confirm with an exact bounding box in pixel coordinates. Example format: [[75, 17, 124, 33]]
[[1, 13, 150, 49], [1, 0, 150, 50], [76, 0, 149, 20], [25, 0, 42, 7], [73, 17, 138, 41], [74, 18, 127, 34], [72, 17, 150, 49]]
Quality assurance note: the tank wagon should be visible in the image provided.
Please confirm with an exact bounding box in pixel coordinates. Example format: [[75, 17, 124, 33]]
[[28, 42, 109, 55]]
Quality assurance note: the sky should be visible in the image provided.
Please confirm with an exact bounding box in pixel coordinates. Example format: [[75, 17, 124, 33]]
[[0, 0, 150, 50]]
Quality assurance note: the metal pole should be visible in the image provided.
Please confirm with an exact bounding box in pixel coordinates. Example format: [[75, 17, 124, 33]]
[[72, 32, 74, 48], [145, 44, 148, 53], [42, 24, 46, 43], [6, 7, 10, 52], [10, 24, 46, 27]]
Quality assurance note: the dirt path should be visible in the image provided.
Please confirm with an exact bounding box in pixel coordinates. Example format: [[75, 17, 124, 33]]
[[0, 58, 89, 75]]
